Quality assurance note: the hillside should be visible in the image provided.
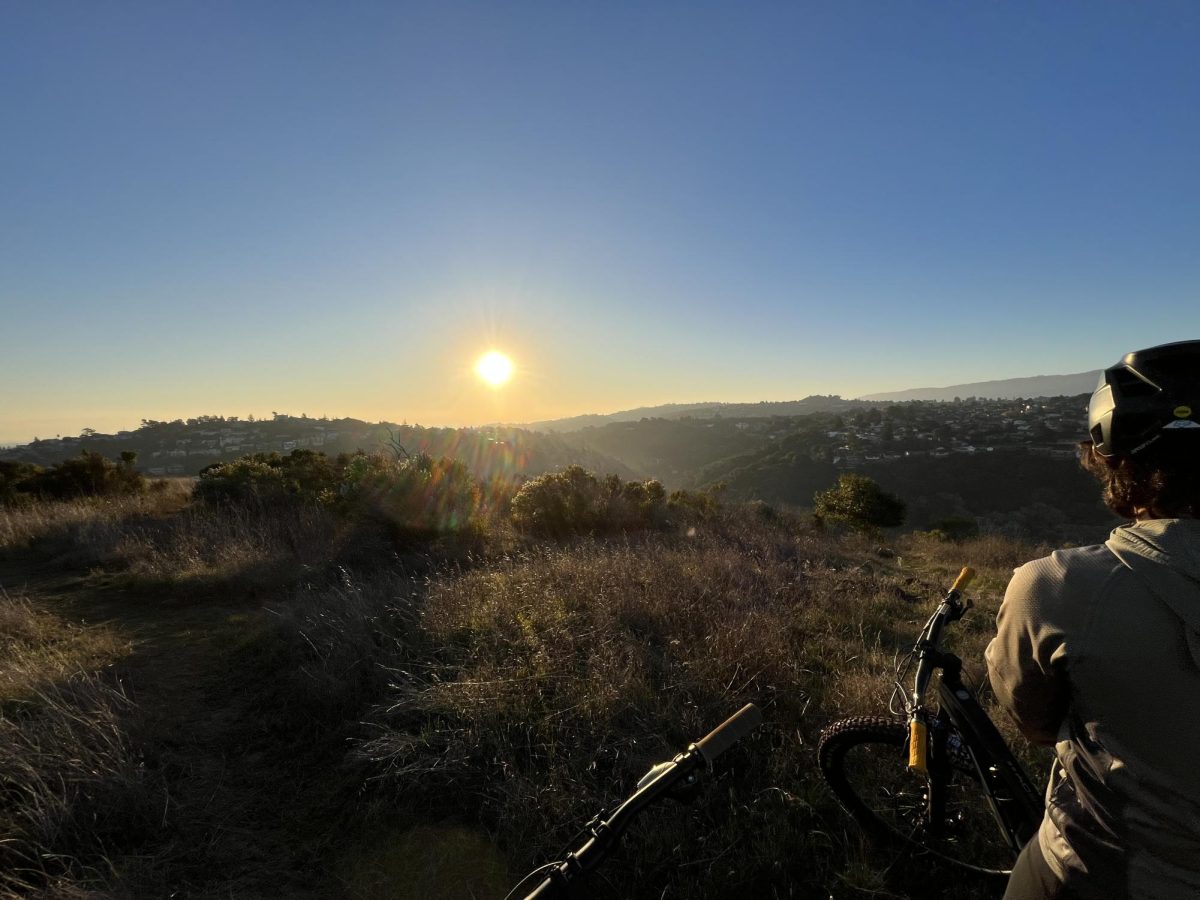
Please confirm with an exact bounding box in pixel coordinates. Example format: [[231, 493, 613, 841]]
[[704, 448, 1116, 543], [555, 416, 771, 485], [0, 415, 637, 483], [0, 473, 1060, 899], [545, 395, 1105, 542], [523, 395, 861, 432]]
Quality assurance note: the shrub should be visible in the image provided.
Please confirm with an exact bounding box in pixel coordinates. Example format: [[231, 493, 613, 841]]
[[342, 453, 483, 537], [0, 461, 43, 505], [196, 457, 289, 506], [666, 487, 720, 521], [195, 450, 339, 507], [597, 474, 667, 530], [510, 466, 601, 536], [510, 466, 669, 537], [813, 473, 906, 532], [196, 450, 486, 539], [1, 452, 145, 503]]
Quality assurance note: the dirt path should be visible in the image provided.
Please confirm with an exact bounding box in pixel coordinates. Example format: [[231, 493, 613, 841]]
[[0, 561, 350, 898]]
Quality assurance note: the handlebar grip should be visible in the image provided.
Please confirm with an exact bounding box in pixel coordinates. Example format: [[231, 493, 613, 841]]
[[695, 703, 764, 763], [950, 566, 975, 594]]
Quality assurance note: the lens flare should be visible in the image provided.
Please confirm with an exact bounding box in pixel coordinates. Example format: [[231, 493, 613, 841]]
[[475, 351, 514, 387]]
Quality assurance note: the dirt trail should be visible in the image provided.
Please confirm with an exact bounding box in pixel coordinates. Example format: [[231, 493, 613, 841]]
[[1, 560, 346, 898]]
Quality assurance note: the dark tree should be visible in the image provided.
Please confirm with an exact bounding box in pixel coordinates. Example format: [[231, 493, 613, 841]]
[[813, 474, 906, 532]]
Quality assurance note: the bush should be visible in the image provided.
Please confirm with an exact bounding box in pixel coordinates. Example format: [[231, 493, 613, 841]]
[[196, 457, 289, 506], [196, 450, 486, 539], [813, 473, 906, 532], [0, 452, 145, 503], [195, 450, 339, 506], [510, 465, 600, 536], [342, 453, 483, 537], [510, 466, 669, 537], [0, 461, 43, 505], [666, 487, 720, 521]]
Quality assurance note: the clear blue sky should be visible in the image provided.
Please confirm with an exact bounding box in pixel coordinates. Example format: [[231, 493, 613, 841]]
[[3, 2, 1199, 442]]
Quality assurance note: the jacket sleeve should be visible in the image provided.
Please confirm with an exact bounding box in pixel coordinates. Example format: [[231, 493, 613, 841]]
[[985, 558, 1070, 746]]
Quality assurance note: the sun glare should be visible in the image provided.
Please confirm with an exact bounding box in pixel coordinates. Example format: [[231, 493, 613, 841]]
[[475, 351, 514, 387]]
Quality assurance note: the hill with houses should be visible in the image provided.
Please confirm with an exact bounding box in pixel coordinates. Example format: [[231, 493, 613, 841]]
[[2, 393, 1113, 542], [0, 415, 636, 483]]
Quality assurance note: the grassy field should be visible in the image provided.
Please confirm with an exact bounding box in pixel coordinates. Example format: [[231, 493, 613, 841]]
[[0, 483, 1060, 899]]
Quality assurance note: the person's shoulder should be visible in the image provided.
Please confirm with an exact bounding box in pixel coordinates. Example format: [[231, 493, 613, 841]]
[[1013, 543, 1117, 580], [1007, 543, 1122, 610]]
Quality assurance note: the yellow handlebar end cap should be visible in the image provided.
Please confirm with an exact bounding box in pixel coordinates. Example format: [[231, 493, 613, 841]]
[[951, 566, 976, 594]]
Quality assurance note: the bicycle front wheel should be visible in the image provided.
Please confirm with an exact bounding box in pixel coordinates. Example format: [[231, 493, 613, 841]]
[[818, 716, 1017, 876]]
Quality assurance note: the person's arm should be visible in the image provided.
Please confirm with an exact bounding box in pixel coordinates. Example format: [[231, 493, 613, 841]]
[[985, 558, 1070, 746]]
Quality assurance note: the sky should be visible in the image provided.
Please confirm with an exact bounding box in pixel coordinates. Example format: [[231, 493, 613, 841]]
[[3, 2, 1199, 443]]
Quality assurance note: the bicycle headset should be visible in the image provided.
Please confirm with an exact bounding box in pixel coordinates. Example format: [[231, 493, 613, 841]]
[[1087, 339, 1200, 458]]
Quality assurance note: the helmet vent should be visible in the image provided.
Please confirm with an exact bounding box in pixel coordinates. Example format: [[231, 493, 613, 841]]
[[1112, 368, 1160, 398]]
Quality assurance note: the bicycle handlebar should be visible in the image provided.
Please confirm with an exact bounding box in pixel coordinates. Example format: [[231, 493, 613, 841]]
[[696, 703, 765, 762], [949, 566, 976, 595], [517, 703, 764, 900], [910, 568, 976, 715]]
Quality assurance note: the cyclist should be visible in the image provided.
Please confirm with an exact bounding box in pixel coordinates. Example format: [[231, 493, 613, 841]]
[[986, 340, 1200, 900]]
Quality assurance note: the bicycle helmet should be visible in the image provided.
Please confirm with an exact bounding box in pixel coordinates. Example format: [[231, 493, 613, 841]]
[[1088, 340, 1200, 457]]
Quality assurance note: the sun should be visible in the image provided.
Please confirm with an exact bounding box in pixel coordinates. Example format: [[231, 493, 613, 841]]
[[474, 350, 514, 387]]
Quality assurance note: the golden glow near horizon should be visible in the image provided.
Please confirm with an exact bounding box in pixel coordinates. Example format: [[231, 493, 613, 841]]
[[474, 350, 514, 387]]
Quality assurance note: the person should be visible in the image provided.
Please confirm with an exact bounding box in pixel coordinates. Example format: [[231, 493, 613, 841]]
[[986, 340, 1200, 900]]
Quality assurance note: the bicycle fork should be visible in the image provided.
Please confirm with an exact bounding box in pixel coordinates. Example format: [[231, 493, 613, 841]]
[[908, 710, 953, 838]]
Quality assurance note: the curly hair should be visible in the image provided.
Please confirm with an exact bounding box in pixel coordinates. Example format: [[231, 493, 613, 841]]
[[1079, 438, 1200, 520]]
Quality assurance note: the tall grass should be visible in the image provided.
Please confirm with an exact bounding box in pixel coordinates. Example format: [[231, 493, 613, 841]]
[[353, 511, 1039, 897], [0, 485, 1056, 897], [0, 482, 347, 591], [0, 481, 190, 561], [0, 589, 161, 896], [111, 499, 342, 584]]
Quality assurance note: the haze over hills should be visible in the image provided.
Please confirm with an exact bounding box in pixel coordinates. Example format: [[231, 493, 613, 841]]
[[858, 371, 1102, 403], [523, 396, 862, 432]]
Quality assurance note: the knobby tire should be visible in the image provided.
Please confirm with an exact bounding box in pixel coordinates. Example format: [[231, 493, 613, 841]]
[[818, 715, 1017, 877]]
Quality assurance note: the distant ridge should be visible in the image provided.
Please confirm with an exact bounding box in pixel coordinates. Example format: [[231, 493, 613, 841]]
[[858, 371, 1101, 403], [523, 396, 859, 433], [523, 371, 1103, 433]]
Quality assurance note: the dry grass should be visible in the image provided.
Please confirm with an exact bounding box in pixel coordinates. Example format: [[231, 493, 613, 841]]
[[353, 512, 1050, 898], [0, 589, 160, 897], [899, 531, 1056, 582], [0, 481, 191, 561], [0, 490, 1060, 898], [110, 499, 342, 585], [0, 591, 128, 704], [0, 482, 348, 593]]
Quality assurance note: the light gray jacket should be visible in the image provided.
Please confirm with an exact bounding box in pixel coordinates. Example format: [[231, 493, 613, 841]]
[[986, 519, 1200, 900]]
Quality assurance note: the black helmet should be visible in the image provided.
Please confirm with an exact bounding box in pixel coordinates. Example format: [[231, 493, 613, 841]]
[[1088, 340, 1200, 457]]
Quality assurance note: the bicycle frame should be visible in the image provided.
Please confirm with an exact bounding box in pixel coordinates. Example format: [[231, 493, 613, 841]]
[[930, 655, 1042, 855], [906, 568, 1042, 858]]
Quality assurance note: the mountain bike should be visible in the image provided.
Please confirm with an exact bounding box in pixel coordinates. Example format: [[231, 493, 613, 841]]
[[817, 567, 1043, 876], [507, 702, 764, 899]]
